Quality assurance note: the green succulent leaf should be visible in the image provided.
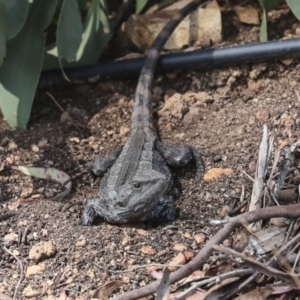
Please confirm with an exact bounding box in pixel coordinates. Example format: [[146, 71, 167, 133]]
[[0, 0, 29, 40], [258, 0, 281, 42], [136, 0, 148, 14], [57, 0, 82, 63], [74, 0, 112, 65], [0, 10, 6, 66], [44, 0, 112, 69], [0, 0, 57, 129], [287, 0, 300, 20]]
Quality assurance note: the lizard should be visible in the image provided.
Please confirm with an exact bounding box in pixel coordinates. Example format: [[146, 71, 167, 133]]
[[82, 0, 205, 226]]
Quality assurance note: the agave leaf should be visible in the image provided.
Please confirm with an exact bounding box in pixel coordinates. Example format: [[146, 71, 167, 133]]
[[287, 0, 300, 20], [0, 9, 6, 66], [0, 0, 29, 40], [0, 0, 57, 129], [74, 0, 112, 64], [258, 0, 280, 42], [44, 0, 112, 70], [136, 0, 148, 14], [57, 0, 82, 63]]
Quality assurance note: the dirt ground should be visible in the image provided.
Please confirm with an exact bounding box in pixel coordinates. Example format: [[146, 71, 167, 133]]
[[1, 3, 300, 300]]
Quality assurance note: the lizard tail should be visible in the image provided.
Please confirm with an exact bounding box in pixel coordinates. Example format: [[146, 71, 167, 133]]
[[131, 0, 203, 131]]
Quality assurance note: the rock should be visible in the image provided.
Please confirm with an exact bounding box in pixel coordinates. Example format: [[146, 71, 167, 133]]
[[248, 79, 266, 91], [248, 115, 256, 124], [0, 292, 12, 300], [223, 239, 231, 247], [204, 168, 234, 182], [213, 155, 222, 162], [3, 232, 18, 243], [256, 109, 270, 122], [23, 286, 40, 298], [21, 186, 33, 198], [29, 241, 57, 262], [1, 136, 9, 146], [182, 106, 200, 124], [172, 243, 188, 252], [124, 0, 221, 51], [205, 192, 213, 202], [184, 251, 195, 261], [75, 239, 86, 247], [69, 137, 80, 143], [196, 92, 214, 105], [38, 138, 48, 148], [26, 264, 46, 276], [168, 253, 186, 271], [280, 58, 293, 66], [234, 6, 259, 25], [120, 125, 130, 136], [158, 93, 188, 120], [121, 237, 129, 246], [136, 229, 149, 236], [60, 111, 72, 124], [183, 232, 191, 239], [219, 206, 230, 219], [165, 72, 178, 80], [175, 133, 185, 140], [8, 141, 18, 150], [194, 233, 206, 244], [31, 145, 39, 152], [248, 161, 256, 172], [164, 89, 177, 100], [141, 246, 156, 255]]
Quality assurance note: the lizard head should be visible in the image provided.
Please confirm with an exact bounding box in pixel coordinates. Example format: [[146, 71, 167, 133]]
[[112, 169, 167, 222]]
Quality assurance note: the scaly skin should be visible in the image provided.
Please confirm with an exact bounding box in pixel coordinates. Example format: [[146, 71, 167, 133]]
[[82, 0, 205, 226]]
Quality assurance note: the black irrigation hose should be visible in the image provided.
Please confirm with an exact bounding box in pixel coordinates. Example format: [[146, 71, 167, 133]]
[[39, 38, 300, 86]]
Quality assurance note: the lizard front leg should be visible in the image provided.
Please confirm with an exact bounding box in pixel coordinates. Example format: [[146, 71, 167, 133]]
[[146, 194, 175, 224], [82, 198, 101, 226], [86, 148, 122, 176], [156, 141, 204, 177]]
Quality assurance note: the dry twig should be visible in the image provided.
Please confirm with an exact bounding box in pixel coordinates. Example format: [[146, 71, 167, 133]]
[[1, 246, 24, 300], [214, 245, 300, 284], [115, 204, 300, 300]]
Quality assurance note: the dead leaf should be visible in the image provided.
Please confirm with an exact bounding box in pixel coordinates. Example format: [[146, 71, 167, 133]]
[[92, 281, 124, 300], [11, 166, 71, 200]]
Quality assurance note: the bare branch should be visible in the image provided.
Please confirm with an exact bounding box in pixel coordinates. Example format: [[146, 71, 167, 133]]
[[214, 245, 300, 284], [248, 124, 270, 232], [115, 203, 300, 300], [2, 246, 24, 300]]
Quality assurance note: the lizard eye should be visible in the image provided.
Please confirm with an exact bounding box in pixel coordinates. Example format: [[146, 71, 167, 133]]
[[132, 182, 143, 190], [117, 201, 124, 207]]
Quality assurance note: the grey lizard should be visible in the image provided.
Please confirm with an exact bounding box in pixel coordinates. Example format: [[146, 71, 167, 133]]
[[82, 0, 205, 226]]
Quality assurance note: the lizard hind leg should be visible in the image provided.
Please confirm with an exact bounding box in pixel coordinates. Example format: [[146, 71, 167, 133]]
[[156, 141, 205, 178]]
